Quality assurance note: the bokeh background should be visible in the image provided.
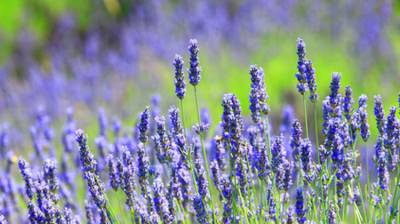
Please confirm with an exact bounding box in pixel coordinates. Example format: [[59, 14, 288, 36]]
[[0, 0, 399, 144]]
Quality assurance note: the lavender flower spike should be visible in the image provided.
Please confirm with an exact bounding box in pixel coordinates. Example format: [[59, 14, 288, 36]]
[[18, 159, 35, 200], [290, 119, 303, 162], [300, 139, 313, 175], [236, 156, 248, 196], [249, 65, 269, 123], [173, 54, 186, 99], [271, 134, 286, 173], [374, 95, 385, 136], [295, 38, 307, 95], [297, 38, 306, 64], [107, 154, 120, 191], [168, 106, 187, 158], [358, 95, 370, 142], [295, 188, 307, 224], [249, 66, 261, 123], [137, 107, 150, 144], [343, 86, 354, 122], [137, 142, 150, 195], [188, 39, 201, 86], [43, 159, 59, 202], [76, 129, 111, 222], [193, 195, 210, 224], [322, 98, 331, 135], [153, 176, 174, 224], [375, 137, 389, 190], [256, 68, 270, 115], [83, 172, 107, 214], [194, 150, 210, 200], [305, 60, 318, 102], [329, 73, 341, 106], [75, 129, 97, 173], [153, 116, 172, 162], [385, 106, 399, 170]]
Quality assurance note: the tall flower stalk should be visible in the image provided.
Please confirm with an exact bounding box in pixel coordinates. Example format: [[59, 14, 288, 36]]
[[186, 38, 218, 222], [173, 54, 187, 137], [75, 129, 119, 224], [295, 38, 310, 139]]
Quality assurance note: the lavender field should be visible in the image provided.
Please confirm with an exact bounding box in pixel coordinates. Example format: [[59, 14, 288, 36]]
[[0, 1, 400, 224]]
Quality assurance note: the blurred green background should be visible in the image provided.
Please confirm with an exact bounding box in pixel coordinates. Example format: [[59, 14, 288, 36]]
[[0, 0, 399, 138]]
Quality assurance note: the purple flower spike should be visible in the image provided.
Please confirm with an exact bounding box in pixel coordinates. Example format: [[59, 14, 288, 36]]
[[305, 60, 318, 102], [173, 54, 186, 100], [329, 73, 341, 106], [137, 107, 150, 144], [295, 38, 307, 95], [375, 137, 389, 190], [249, 65, 269, 123], [18, 159, 35, 200], [295, 188, 307, 224], [343, 86, 354, 122], [188, 39, 201, 86], [358, 95, 370, 142], [290, 119, 303, 161], [374, 95, 385, 136]]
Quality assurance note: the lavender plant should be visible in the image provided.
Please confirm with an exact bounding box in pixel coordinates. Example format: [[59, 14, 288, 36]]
[[2, 37, 399, 224]]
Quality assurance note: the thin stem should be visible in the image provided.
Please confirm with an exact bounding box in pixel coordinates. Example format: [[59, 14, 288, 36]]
[[261, 115, 271, 220], [179, 99, 202, 209], [179, 98, 200, 191], [263, 116, 271, 153], [130, 207, 136, 224], [229, 152, 238, 221], [175, 199, 188, 224], [389, 168, 400, 222], [259, 176, 266, 220], [193, 86, 210, 176], [237, 185, 251, 224], [179, 100, 187, 137], [352, 137, 368, 222], [103, 183, 120, 224], [303, 95, 309, 139], [193, 86, 218, 224], [313, 101, 320, 155]]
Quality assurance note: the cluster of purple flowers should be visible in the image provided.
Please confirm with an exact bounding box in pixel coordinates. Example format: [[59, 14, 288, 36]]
[[294, 38, 318, 102], [0, 37, 397, 224]]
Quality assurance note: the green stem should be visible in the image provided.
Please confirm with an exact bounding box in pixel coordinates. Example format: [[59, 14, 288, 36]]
[[389, 168, 400, 222], [262, 115, 271, 221], [237, 185, 251, 224], [259, 178, 266, 220], [302, 95, 309, 139], [180, 97, 212, 223], [179, 100, 187, 137], [352, 138, 369, 222], [105, 206, 119, 224], [263, 116, 271, 157], [130, 207, 136, 224], [193, 86, 218, 224], [102, 182, 120, 224], [313, 102, 320, 157], [193, 87, 211, 178], [229, 148, 240, 222]]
